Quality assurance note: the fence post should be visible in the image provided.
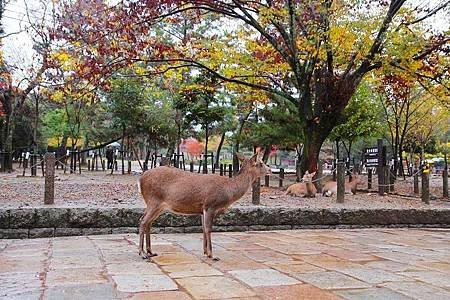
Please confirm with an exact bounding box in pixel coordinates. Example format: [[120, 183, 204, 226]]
[[252, 178, 260, 205], [198, 160, 203, 173], [40, 156, 45, 177], [337, 161, 345, 203], [228, 164, 232, 178], [377, 139, 385, 195], [44, 153, 55, 205], [190, 161, 194, 173], [78, 151, 82, 174], [443, 153, 448, 198], [413, 169, 419, 193], [389, 166, 395, 192], [316, 160, 323, 194], [128, 160, 132, 174], [88, 160, 91, 171], [279, 168, 284, 187], [385, 166, 390, 194], [219, 164, 223, 176], [265, 174, 270, 187], [421, 168, 430, 204], [368, 169, 372, 189], [31, 154, 37, 176]]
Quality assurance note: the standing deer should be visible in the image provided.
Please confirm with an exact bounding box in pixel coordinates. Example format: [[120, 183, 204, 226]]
[[137, 152, 271, 261], [322, 174, 364, 196], [285, 171, 317, 197]]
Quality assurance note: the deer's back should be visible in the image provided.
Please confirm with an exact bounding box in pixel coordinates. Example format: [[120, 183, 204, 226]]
[[286, 183, 307, 195], [139, 167, 229, 214]]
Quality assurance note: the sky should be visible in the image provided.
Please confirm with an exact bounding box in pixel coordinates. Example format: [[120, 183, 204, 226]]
[[2, 0, 449, 87]]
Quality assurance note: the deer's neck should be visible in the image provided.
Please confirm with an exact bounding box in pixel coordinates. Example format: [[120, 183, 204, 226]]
[[306, 182, 314, 194], [226, 171, 255, 203]]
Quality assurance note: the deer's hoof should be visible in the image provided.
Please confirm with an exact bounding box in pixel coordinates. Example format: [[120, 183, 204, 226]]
[[146, 250, 158, 257], [212, 257, 221, 261]]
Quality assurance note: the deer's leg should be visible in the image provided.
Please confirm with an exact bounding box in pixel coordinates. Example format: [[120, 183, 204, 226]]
[[139, 205, 163, 259], [201, 213, 207, 255], [203, 209, 219, 261], [138, 209, 147, 258]]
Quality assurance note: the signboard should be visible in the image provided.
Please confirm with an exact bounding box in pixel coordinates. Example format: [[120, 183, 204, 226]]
[[364, 146, 386, 167]]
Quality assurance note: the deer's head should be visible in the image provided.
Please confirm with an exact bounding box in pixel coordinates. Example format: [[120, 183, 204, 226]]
[[302, 171, 316, 183], [236, 152, 271, 179]]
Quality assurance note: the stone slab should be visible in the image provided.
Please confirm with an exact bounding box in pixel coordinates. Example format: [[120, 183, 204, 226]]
[[44, 283, 115, 300], [335, 287, 412, 300], [112, 274, 178, 292], [295, 271, 371, 289], [176, 276, 256, 299], [255, 284, 341, 300], [229, 268, 299, 287]]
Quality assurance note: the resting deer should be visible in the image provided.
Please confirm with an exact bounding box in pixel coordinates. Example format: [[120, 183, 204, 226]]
[[285, 171, 317, 197], [322, 174, 363, 197], [137, 152, 271, 261]]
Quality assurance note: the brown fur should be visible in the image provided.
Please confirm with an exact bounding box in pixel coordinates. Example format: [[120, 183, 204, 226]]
[[322, 175, 364, 197], [285, 171, 317, 198], [137, 152, 271, 260]]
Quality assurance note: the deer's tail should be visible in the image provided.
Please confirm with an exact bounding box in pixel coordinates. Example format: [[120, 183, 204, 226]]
[[137, 177, 143, 196]]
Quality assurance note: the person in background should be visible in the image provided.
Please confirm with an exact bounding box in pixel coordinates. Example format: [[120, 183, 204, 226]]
[[106, 146, 113, 169]]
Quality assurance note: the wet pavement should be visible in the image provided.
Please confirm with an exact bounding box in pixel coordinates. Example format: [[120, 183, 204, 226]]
[[1, 228, 450, 299]]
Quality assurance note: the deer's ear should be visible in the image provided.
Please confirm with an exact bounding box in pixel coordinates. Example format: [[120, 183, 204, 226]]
[[311, 171, 316, 177], [249, 153, 258, 164], [305, 170, 309, 175], [235, 152, 246, 162]]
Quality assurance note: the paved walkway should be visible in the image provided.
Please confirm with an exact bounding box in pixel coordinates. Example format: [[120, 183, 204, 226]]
[[1, 228, 450, 299]]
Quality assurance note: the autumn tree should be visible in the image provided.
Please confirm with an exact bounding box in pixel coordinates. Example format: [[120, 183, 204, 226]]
[[0, 0, 55, 171], [55, 0, 449, 174], [330, 81, 383, 164]]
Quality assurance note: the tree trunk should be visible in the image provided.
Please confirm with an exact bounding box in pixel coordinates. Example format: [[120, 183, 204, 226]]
[[299, 119, 336, 176], [262, 144, 271, 163], [203, 122, 209, 173], [215, 131, 226, 167]]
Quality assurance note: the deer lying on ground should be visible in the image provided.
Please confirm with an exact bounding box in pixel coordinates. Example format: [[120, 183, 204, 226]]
[[322, 174, 363, 197], [137, 152, 271, 261], [285, 171, 317, 197]]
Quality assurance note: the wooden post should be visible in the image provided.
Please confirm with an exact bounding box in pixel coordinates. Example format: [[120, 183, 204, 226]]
[[44, 153, 55, 205], [421, 167, 430, 204], [337, 161, 345, 203], [219, 164, 223, 176], [190, 161, 194, 173], [31, 154, 37, 176], [265, 174, 270, 187], [88, 160, 91, 171], [377, 139, 385, 196], [78, 151, 82, 174], [279, 168, 284, 187], [40, 156, 45, 177], [22, 152, 29, 176], [385, 166, 390, 194], [316, 160, 323, 194], [128, 160, 131, 174], [443, 153, 448, 198], [198, 160, 203, 173], [101, 159, 105, 171], [228, 164, 232, 178], [413, 169, 419, 194], [121, 152, 125, 175], [252, 178, 260, 205], [368, 169, 372, 189], [389, 166, 395, 192]]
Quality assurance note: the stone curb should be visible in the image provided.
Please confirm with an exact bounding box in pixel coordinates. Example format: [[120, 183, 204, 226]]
[[0, 207, 449, 239]]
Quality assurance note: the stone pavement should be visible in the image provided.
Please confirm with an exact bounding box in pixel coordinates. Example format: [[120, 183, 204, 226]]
[[1, 228, 450, 299]]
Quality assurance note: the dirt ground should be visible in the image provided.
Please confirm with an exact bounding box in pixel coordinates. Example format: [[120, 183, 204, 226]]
[[0, 164, 449, 209]]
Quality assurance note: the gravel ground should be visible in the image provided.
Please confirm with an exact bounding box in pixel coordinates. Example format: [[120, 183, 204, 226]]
[[1, 167, 449, 209]]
